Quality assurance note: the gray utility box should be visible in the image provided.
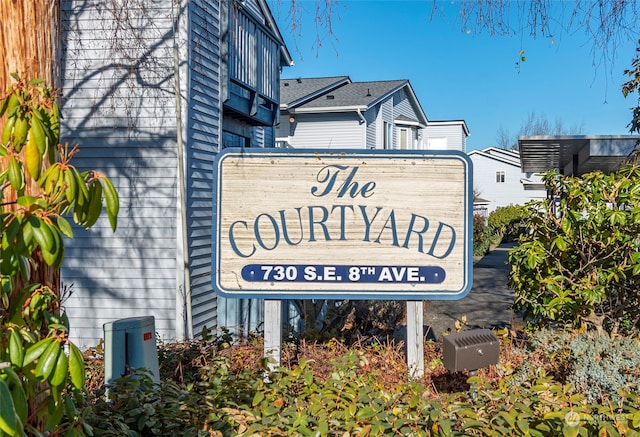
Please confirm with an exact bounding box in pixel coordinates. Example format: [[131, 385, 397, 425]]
[[443, 329, 500, 372], [103, 316, 160, 385]]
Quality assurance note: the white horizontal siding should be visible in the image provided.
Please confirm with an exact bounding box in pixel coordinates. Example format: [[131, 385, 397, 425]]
[[68, 313, 174, 350], [470, 153, 546, 214], [289, 113, 363, 149], [60, 0, 178, 347], [424, 125, 465, 152]]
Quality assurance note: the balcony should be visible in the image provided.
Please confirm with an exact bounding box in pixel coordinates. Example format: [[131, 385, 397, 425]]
[[223, 4, 281, 126]]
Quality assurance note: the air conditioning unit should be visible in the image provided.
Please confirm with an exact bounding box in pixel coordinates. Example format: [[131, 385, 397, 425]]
[[103, 316, 160, 385]]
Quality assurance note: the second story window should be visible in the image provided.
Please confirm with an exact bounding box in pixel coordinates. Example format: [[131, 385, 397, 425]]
[[496, 171, 505, 183]]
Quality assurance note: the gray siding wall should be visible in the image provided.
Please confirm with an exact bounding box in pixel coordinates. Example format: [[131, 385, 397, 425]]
[[60, 0, 179, 348], [188, 0, 222, 337], [240, 0, 264, 25], [275, 121, 289, 140], [60, 0, 285, 346], [380, 97, 394, 149], [364, 106, 378, 149], [393, 89, 420, 121], [262, 126, 275, 147], [424, 124, 466, 152]]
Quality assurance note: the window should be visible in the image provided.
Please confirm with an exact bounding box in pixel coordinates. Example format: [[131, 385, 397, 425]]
[[496, 171, 505, 183], [399, 128, 409, 150], [223, 131, 250, 148], [383, 122, 392, 149]]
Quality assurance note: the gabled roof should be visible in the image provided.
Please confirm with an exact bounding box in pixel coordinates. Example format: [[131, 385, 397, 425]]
[[468, 147, 521, 168], [280, 76, 429, 126], [281, 76, 350, 109], [291, 79, 407, 110]]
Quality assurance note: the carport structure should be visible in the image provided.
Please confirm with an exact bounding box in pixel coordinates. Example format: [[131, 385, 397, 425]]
[[518, 135, 639, 176]]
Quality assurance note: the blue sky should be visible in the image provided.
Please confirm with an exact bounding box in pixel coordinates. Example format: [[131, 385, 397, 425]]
[[268, 0, 639, 151]]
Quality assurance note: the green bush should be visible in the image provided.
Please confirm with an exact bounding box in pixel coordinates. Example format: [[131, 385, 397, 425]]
[[488, 204, 528, 242], [0, 77, 119, 436], [509, 165, 640, 334], [473, 213, 492, 256], [85, 372, 217, 436]]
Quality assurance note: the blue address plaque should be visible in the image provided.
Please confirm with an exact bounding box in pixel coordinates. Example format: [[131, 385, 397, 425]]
[[241, 264, 446, 284], [212, 148, 473, 300]]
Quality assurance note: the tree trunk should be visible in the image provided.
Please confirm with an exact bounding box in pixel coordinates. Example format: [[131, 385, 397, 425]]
[[1, 1, 60, 292], [0, 0, 58, 86]]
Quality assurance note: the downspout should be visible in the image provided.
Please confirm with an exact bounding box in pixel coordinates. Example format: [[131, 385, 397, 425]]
[[171, 0, 193, 340], [356, 108, 367, 148]]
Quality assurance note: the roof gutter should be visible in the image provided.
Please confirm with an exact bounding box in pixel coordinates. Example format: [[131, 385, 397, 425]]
[[289, 105, 368, 114], [395, 119, 425, 128]]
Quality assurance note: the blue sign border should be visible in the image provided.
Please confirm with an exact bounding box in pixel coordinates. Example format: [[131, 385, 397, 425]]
[[212, 148, 473, 300]]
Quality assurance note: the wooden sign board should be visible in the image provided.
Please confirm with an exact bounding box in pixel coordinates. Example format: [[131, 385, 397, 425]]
[[212, 148, 473, 300]]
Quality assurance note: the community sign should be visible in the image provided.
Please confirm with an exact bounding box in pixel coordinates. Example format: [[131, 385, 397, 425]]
[[212, 148, 473, 300]]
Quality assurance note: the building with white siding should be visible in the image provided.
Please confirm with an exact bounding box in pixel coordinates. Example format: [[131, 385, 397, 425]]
[[469, 147, 546, 215], [59, 0, 292, 347], [277, 76, 469, 152], [423, 120, 470, 152]]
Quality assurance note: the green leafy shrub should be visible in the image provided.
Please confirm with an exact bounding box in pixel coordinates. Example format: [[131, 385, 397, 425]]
[[509, 165, 640, 334], [488, 204, 528, 242], [85, 372, 215, 436], [455, 372, 640, 437], [74, 331, 640, 436], [0, 77, 118, 435], [473, 213, 492, 256]]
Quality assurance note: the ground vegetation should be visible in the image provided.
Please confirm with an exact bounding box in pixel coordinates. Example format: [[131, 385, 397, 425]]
[[71, 327, 640, 436]]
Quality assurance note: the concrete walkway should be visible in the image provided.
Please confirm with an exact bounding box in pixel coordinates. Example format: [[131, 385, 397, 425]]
[[423, 243, 517, 340]]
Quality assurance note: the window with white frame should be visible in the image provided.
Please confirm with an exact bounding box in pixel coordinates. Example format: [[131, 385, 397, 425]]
[[496, 171, 505, 183], [399, 127, 409, 150]]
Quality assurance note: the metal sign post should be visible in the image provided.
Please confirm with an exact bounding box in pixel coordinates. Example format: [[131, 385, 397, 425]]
[[212, 149, 473, 378]]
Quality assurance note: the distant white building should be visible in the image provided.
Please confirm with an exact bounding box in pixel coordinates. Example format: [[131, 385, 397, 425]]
[[423, 120, 470, 152], [469, 147, 546, 215]]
